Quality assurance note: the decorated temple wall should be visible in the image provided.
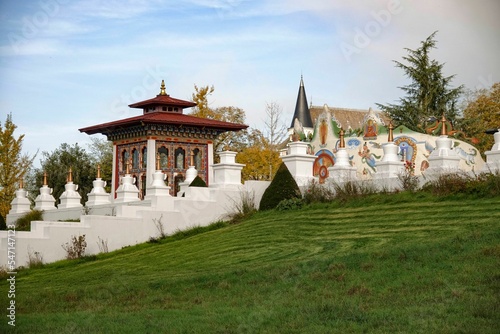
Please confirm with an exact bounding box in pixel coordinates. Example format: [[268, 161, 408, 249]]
[[307, 109, 485, 183]]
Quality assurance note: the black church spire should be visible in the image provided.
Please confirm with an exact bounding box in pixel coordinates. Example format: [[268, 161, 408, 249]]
[[290, 76, 313, 128]]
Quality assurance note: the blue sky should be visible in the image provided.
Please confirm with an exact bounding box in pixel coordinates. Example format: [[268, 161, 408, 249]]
[[1, 0, 499, 166]]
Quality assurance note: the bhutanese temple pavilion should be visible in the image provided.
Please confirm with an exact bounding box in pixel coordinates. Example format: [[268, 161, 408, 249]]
[[79, 80, 248, 197]]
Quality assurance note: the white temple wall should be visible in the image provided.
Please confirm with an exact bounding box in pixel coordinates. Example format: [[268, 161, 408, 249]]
[[0, 179, 270, 268]]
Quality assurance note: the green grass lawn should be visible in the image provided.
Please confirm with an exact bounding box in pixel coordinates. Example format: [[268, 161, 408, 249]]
[[1, 192, 499, 333]]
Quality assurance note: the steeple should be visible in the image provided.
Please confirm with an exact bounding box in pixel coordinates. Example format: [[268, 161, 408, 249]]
[[290, 76, 313, 128]]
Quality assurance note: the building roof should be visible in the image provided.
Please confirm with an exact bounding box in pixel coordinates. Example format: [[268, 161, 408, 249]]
[[79, 111, 248, 136], [128, 94, 196, 109], [309, 105, 390, 130], [290, 76, 313, 128], [128, 80, 197, 109]]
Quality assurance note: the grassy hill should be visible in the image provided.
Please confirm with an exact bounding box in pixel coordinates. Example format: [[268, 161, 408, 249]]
[[1, 192, 499, 333]]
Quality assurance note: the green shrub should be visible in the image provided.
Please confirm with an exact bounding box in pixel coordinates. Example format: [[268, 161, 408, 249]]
[[276, 197, 304, 211], [15, 210, 43, 231], [259, 163, 301, 211], [189, 176, 207, 187]]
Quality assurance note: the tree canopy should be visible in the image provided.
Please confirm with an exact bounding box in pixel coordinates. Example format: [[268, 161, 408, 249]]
[[459, 83, 500, 156], [377, 31, 463, 132], [0, 114, 35, 221]]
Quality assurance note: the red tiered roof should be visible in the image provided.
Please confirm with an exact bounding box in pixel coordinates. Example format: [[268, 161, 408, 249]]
[[79, 112, 248, 135]]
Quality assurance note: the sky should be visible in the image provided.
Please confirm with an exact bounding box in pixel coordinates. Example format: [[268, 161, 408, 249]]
[[0, 0, 499, 166]]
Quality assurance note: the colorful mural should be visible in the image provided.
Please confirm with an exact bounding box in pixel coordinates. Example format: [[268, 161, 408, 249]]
[[307, 111, 485, 179]]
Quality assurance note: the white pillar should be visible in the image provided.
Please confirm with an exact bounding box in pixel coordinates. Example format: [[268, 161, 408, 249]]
[[111, 144, 117, 202], [211, 151, 245, 188], [484, 130, 500, 173], [281, 141, 316, 187], [146, 139, 157, 185]]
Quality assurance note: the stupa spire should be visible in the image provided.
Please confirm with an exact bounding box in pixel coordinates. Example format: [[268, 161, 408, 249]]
[[158, 79, 168, 96]]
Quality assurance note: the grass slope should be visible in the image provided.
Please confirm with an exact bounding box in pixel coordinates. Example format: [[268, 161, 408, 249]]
[[1, 192, 499, 333]]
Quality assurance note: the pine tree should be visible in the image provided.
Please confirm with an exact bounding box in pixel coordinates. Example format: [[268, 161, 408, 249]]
[[0, 114, 35, 221], [377, 31, 463, 132]]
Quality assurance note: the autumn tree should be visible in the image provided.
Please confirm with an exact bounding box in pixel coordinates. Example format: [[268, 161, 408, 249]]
[[237, 129, 281, 181], [190, 85, 248, 159], [0, 114, 36, 222], [459, 83, 500, 156], [377, 31, 463, 132]]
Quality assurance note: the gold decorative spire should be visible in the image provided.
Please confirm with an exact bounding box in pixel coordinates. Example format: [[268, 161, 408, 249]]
[[19, 177, 24, 189], [156, 153, 161, 170], [440, 114, 447, 136], [68, 167, 73, 183], [159, 80, 167, 96], [190, 151, 194, 166], [339, 128, 345, 148], [43, 171, 48, 186], [126, 159, 131, 174], [388, 121, 394, 142], [97, 164, 101, 179]]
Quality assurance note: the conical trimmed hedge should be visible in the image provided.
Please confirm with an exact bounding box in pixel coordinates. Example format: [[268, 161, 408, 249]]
[[259, 162, 301, 210], [189, 175, 207, 187]]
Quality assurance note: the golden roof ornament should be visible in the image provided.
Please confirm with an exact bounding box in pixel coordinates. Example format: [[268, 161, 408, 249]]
[[156, 153, 161, 170], [126, 159, 131, 174], [159, 80, 168, 96], [19, 177, 24, 189], [388, 121, 394, 142], [97, 164, 101, 179], [441, 114, 447, 136], [43, 171, 48, 186], [339, 128, 345, 148], [68, 167, 73, 183]]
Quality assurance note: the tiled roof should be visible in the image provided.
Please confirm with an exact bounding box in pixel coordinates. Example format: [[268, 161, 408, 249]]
[[309, 106, 390, 129], [79, 112, 248, 135], [128, 94, 196, 109]]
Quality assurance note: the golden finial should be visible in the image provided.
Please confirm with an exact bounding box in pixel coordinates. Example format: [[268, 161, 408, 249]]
[[68, 167, 73, 183], [190, 151, 195, 166], [43, 171, 48, 186], [159, 80, 167, 96], [156, 153, 161, 170], [339, 128, 345, 148], [19, 177, 24, 189], [440, 114, 447, 136], [388, 121, 394, 142], [97, 164, 101, 179], [126, 159, 131, 174]]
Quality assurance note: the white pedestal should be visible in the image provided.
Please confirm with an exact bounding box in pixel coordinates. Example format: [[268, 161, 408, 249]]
[[328, 148, 357, 183], [59, 182, 83, 209], [281, 142, 316, 186], [86, 178, 111, 206], [9, 188, 31, 214], [483, 131, 500, 173], [427, 135, 460, 174], [375, 142, 405, 179], [145, 171, 171, 199], [34, 185, 57, 211], [212, 151, 245, 188], [115, 174, 140, 203]]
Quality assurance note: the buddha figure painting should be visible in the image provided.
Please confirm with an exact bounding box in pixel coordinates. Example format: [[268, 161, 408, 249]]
[[363, 119, 378, 140]]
